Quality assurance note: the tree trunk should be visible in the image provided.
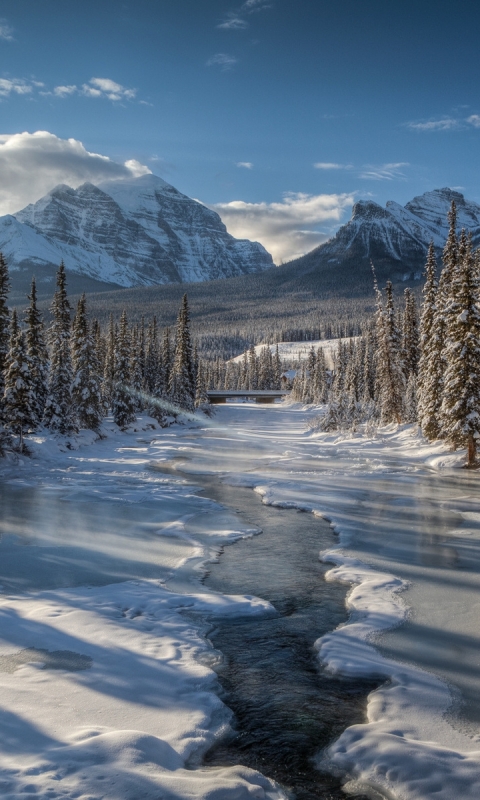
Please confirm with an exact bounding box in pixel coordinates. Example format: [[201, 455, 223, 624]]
[[467, 433, 476, 468]]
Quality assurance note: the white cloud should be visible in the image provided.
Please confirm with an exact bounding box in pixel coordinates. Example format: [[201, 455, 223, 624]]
[[207, 191, 354, 263], [242, 0, 273, 11], [207, 53, 238, 70], [314, 162, 352, 170], [81, 77, 136, 101], [217, 15, 248, 29], [53, 84, 77, 97], [236, 161, 253, 169], [358, 162, 409, 181], [467, 115, 480, 128], [0, 78, 32, 97], [408, 118, 459, 132], [0, 131, 151, 215], [0, 20, 13, 41]]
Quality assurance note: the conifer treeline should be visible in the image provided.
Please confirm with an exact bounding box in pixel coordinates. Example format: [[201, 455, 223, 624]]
[[297, 201, 480, 467], [0, 260, 207, 451]]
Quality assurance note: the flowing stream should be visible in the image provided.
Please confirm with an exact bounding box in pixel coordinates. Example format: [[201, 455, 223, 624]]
[[181, 476, 378, 800]]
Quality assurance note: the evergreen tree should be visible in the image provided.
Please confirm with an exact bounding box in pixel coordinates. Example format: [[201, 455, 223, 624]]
[[169, 295, 196, 411], [161, 326, 172, 395], [145, 317, 160, 394], [103, 314, 116, 405], [247, 344, 258, 390], [417, 242, 442, 439], [71, 294, 104, 431], [312, 347, 328, 403], [375, 281, 404, 424], [273, 344, 282, 390], [0, 252, 9, 419], [24, 277, 49, 425], [3, 321, 36, 449], [195, 359, 209, 407], [130, 326, 144, 411], [402, 288, 419, 377], [43, 262, 75, 434], [112, 310, 136, 428], [440, 235, 480, 465]]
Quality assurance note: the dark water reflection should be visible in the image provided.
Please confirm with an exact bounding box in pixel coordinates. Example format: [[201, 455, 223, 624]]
[[198, 481, 378, 800]]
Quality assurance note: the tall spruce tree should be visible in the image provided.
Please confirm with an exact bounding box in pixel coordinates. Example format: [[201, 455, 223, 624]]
[[375, 281, 404, 424], [3, 315, 37, 449], [402, 288, 419, 377], [43, 262, 75, 434], [440, 235, 480, 465], [417, 242, 442, 439], [24, 277, 49, 425], [112, 310, 136, 428], [71, 294, 104, 431], [169, 295, 196, 411], [103, 314, 116, 405], [0, 252, 10, 419]]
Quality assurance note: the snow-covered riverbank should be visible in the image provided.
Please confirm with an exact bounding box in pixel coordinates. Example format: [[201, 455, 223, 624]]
[[1, 405, 480, 799]]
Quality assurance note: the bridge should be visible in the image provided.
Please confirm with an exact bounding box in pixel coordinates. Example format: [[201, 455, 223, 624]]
[[206, 390, 290, 404]]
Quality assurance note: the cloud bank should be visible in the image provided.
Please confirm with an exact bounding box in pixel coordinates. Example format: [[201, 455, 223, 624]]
[[407, 114, 480, 132], [0, 131, 150, 215], [208, 191, 354, 263]]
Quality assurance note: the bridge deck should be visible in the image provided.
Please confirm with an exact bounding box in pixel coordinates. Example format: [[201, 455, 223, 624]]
[[206, 390, 289, 404]]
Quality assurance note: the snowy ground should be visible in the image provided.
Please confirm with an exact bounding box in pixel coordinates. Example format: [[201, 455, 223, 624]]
[[1, 405, 480, 799], [230, 337, 356, 367]]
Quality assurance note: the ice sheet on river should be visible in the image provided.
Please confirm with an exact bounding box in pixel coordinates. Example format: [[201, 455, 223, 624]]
[[1, 406, 480, 799]]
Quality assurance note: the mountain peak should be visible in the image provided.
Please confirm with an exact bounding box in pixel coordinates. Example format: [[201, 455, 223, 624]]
[[1, 175, 273, 290]]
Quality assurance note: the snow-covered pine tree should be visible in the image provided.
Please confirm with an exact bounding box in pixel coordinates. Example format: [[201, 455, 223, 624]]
[[71, 294, 104, 432], [402, 288, 419, 378], [161, 327, 172, 394], [314, 346, 328, 403], [434, 200, 459, 412], [0, 252, 10, 419], [129, 325, 144, 411], [112, 310, 136, 428], [103, 314, 116, 406], [240, 350, 249, 389], [361, 325, 376, 404], [24, 277, 49, 425], [440, 234, 480, 465], [145, 317, 159, 395], [374, 281, 404, 424], [43, 262, 75, 434], [195, 359, 209, 408], [3, 316, 36, 449], [273, 344, 282, 390], [247, 344, 258, 390], [169, 294, 196, 412], [417, 242, 443, 439]]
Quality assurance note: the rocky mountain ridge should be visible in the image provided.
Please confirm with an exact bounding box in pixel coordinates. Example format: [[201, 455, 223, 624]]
[[287, 188, 480, 288], [0, 174, 273, 294]]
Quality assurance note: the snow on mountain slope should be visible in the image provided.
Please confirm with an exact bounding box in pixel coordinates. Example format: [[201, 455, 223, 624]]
[[0, 175, 273, 289], [288, 187, 480, 287]]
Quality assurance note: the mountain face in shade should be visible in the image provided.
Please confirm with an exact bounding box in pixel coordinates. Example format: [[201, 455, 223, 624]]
[[286, 188, 480, 291], [0, 174, 273, 291]]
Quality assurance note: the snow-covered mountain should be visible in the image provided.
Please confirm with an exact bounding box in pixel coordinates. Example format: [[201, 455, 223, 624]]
[[288, 188, 480, 287], [1, 174, 273, 291]]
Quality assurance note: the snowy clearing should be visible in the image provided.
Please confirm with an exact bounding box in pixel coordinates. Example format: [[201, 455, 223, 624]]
[[0, 405, 480, 799], [230, 337, 356, 368]]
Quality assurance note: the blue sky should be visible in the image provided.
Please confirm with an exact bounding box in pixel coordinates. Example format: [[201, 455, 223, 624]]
[[1, 0, 480, 261]]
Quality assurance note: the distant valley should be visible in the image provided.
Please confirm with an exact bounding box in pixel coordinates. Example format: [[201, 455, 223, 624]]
[[5, 183, 477, 358]]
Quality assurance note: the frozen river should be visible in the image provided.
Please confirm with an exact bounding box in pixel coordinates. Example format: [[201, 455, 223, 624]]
[[0, 403, 479, 799]]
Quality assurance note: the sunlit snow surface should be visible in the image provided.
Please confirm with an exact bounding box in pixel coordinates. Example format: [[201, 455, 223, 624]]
[[1, 406, 480, 799]]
